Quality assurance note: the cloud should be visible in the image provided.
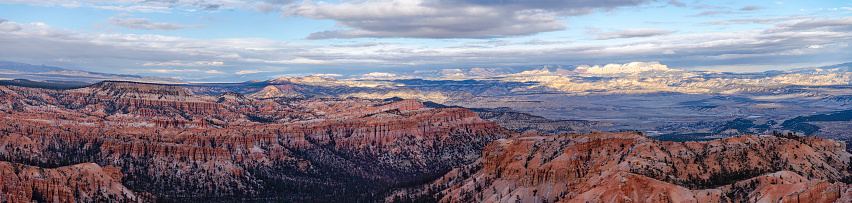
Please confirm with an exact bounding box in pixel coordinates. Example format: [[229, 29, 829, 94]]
[[589, 28, 676, 40], [205, 70, 224, 74], [285, 0, 655, 39], [361, 72, 396, 78], [255, 2, 279, 13], [148, 69, 200, 73], [766, 16, 852, 32], [91, 5, 172, 13], [0, 22, 22, 32], [514, 38, 571, 45], [667, 0, 685, 7], [0, 0, 275, 13], [269, 72, 341, 78], [692, 4, 725, 9], [107, 17, 207, 30], [1, 17, 851, 81], [331, 42, 395, 47], [687, 10, 736, 17], [726, 15, 813, 24], [739, 5, 765, 11], [455, 40, 512, 48], [311, 73, 342, 77], [199, 15, 230, 21], [701, 21, 730, 25], [143, 60, 224, 66], [235, 70, 268, 75]]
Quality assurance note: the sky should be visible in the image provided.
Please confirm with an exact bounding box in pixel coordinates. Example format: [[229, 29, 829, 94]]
[[0, 0, 850, 82]]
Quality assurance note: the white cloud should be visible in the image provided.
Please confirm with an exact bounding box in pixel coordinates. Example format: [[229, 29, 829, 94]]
[[589, 28, 677, 40], [766, 16, 852, 32], [0, 22, 22, 32], [149, 69, 200, 73], [107, 17, 207, 30], [284, 0, 655, 39], [270, 73, 342, 78], [205, 70, 224, 74], [0, 0, 290, 14], [331, 42, 395, 47], [739, 5, 765, 11], [0, 16, 851, 81], [143, 61, 224, 66], [702, 21, 730, 25], [235, 70, 267, 75], [92, 5, 172, 13], [727, 16, 814, 24], [361, 72, 397, 78], [312, 73, 342, 77], [255, 2, 280, 13], [667, 0, 685, 7], [688, 10, 737, 17]]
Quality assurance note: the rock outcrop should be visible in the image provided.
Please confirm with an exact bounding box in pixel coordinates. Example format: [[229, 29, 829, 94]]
[[404, 132, 852, 203], [0, 162, 138, 202]]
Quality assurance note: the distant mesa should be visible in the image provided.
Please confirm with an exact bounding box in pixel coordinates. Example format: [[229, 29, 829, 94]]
[[574, 61, 674, 74], [0, 61, 65, 72], [0, 61, 186, 84], [509, 61, 674, 76], [270, 76, 337, 84]]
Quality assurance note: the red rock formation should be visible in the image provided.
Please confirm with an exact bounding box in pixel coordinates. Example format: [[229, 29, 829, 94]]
[[0, 82, 513, 201], [425, 132, 852, 203], [0, 161, 138, 202]]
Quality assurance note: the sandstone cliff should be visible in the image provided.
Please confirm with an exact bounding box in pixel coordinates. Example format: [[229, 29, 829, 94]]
[[0, 161, 138, 202], [401, 132, 852, 203]]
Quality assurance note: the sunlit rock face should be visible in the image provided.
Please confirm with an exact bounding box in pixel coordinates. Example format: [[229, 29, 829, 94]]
[[574, 61, 674, 74], [0, 162, 138, 202], [0, 81, 515, 201], [413, 132, 852, 203]]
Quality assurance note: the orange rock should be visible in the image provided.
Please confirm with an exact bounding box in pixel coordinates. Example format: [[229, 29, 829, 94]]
[[432, 132, 852, 203], [0, 162, 138, 202]]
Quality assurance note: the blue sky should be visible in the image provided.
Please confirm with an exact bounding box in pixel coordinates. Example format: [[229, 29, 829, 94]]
[[0, 0, 850, 81]]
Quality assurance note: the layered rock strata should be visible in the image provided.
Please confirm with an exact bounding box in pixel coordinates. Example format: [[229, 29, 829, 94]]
[[412, 132, 852, 203]]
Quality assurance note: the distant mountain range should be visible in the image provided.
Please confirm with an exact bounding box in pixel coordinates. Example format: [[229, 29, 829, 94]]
[[0, 61, 185, 84], [788, 62, 852, 74]]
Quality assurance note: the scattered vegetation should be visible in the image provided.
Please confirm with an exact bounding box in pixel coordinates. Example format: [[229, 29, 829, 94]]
[[781, 109, 852, 135], [0, 79, 90, 90]]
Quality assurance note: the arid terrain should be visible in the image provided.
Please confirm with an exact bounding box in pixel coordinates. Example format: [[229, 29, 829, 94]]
[[3, 0, 851, 201], [0, 81, 513, 201], [1, 79, 852, 202], [3, 62, 852, 202]]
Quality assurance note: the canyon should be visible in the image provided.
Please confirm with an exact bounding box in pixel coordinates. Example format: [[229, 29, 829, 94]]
[[0, 81, 513, 201], [394, 132, 852, 203], [2, 62, 852, 202]]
